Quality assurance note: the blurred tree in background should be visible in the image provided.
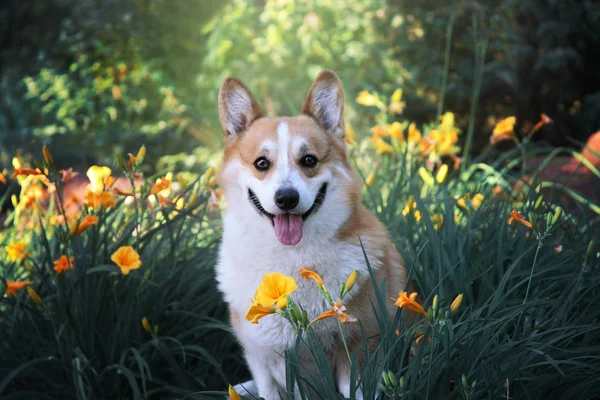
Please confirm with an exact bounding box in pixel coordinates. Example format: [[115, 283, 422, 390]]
[[1, 0, 599, 171]]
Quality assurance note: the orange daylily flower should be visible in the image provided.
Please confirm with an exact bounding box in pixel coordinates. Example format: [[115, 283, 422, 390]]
[[5, 280, 32, 295], [394, 291, 428, 316], [530, 113, 552, 137], [508, 209, 532, 228], [300, 266, 326, 288], [407, 123, 422, 143], [0, 169, 7, 184], [415, 331, 432, 347], [53, 255, 75, 273], [150, 174, 172, 195], [5, 241, 29, 262], [58, 168, 78, 183], [71, 215, 98, 236], [554, 245, 563, 254], [11, 168, 41, 179], [309, 299, 357, 326], [113, 187, 134, 197], [85, 191, 116, 209], [111, 246, 142, 275]]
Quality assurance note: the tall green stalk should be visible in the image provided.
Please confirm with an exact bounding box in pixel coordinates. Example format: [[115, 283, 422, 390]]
[[437, 12, 455, 120], [462, 13, 489, 171]]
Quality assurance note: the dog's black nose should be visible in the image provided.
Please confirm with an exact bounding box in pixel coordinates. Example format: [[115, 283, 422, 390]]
[[275, 188, 299, 211]]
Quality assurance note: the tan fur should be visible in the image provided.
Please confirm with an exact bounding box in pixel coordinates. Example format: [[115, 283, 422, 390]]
[[217, 70, 410, 399]]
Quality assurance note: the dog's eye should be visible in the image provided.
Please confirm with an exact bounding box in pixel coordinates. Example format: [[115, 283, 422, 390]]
[[254, 157, 271, 171], [300, 154, 318, 168]]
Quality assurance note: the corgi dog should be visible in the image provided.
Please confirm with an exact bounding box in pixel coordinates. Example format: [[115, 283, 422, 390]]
[[216, 70, 408, 399]]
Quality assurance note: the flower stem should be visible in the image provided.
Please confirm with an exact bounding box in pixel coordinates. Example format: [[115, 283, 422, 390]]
[[336, 318, 352, 363]]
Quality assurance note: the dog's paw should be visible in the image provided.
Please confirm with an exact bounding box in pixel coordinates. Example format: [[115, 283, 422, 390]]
[[228, 380, 258, 399]]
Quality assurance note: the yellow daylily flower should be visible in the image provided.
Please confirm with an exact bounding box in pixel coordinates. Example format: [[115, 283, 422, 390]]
[[245, 303, 277, 324], [491, 116, 517, 143], [111, 246, 142, 275], [439, 112, 458, 133], [6, 241, 29, 262], [356, 90, 379, 107], [374, 138, 394, 155], [408, 123, 422, 143], [253, 272, 298, 309], [86, 165, 112, 194], [387, 121, 405, 141], [457, 194, 484, 211]]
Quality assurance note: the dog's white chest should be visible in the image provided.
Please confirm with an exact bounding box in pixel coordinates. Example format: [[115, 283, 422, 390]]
[[216, 214, 373, 350]]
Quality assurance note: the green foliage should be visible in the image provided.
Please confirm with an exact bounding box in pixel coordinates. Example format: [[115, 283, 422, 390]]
[[0, 156, 241, 398]]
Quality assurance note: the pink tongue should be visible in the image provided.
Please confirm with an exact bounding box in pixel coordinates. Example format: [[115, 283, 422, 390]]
[[273, 214, 303, 245]]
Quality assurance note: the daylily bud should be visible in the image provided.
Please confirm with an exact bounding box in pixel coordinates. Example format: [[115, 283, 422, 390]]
[[142, 317, 152, 333], [399, 376, 405, 391], [69, 220, 80, 237], [382, 370, 391, 387], [378, 383, 388, 393], [228, 385, 242, 400], [341, 270, 358, 298], [551, 207, 562, 227], [136, 145, 146, 164], [42, 145, 54, 167], [28, 287, 43, 306], [116, 155, 127, 170], [186, 193, 198, 209], [432, 294, 439, 313], [545, 212, 552, 231], [534, 196, 543, 211], [388, 371, 397, 386], [528, 212, 537, 231], [445, 309, 451, 319], [461, 375, 469, 392], [427, 306, 434, 324], [585, 240, 595, 264], [436, 164, 448, 184], [177, 173, 188, 189], [450, 293, 463, 313], [365, 172, 375, 186]]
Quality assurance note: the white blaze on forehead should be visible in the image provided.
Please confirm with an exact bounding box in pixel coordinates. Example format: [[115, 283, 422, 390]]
[[276, 122, 290, 172]]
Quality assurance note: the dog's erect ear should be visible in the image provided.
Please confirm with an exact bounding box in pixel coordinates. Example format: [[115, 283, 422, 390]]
[[301, 70, 345, 137], [218, 77, 263, 138]]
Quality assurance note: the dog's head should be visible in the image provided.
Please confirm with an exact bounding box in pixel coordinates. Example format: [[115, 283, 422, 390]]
[[217, 70, 360, 246]]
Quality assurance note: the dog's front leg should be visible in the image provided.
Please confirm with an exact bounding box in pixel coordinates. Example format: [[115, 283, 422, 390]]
[[335, 355, 363, 400], [245, 348, 282, 400]]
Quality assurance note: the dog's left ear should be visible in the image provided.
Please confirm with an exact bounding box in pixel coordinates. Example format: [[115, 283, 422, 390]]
[[301, 70, 345, 138]]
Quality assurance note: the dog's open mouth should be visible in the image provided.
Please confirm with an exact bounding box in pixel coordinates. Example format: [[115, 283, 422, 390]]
[[248, 183, 328, 246]]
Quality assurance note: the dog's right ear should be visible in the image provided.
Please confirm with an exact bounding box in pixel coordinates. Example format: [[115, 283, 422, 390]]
[[218, 78, 263, 138]]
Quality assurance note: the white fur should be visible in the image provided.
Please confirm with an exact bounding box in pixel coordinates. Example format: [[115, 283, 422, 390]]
[[217, 121, 373, 400]]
